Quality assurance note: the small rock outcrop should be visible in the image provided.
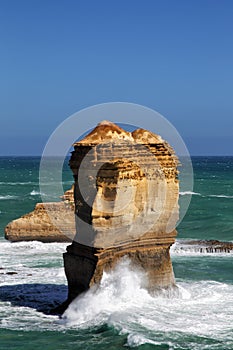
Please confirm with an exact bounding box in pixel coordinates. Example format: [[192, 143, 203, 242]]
[[173, 239, 233, 254], [4, 188, 75, 242], [62, 121, 179, 311]]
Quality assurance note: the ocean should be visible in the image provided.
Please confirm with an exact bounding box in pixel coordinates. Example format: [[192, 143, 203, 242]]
[[0, 156, 233, 350]]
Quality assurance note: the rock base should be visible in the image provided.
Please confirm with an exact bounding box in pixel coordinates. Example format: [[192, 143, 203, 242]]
[[60, 236, 176, 313]]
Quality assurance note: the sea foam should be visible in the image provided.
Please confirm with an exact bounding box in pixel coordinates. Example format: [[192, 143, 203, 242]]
[[0, 195, 18, 200], [0, 242, 233, 349], [179, 191, 201, 196], [61, 259, 233, 347]]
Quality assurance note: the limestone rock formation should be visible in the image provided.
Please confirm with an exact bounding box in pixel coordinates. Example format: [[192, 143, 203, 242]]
[[4, 188, 75, 242], [61, 120, 180, 312]]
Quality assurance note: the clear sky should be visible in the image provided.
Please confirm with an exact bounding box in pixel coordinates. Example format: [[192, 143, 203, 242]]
[[0, 0, 232, 155]]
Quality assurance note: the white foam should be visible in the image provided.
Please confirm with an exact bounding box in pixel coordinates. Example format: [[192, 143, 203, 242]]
[[0, 243, 233, 348], [179, 191, 233, 199], [209, 194, 233, 199], [61, 259, 233, 346], [62, 259, 150, 327], [0, 241, 68, 330], [179, 191, 201, 196], [0, 240, 67, 255], [30, 190, 48, 196], [30, 190, 41, 196], [126, 333, 163, 347], [0, 195, 18, 200], [0, 181, 36, 185]]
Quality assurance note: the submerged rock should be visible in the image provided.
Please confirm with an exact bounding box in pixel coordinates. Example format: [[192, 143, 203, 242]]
[[61, 121, 180, 312]]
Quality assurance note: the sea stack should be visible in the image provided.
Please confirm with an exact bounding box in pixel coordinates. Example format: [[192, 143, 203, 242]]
[[4, 187, 75, 242], [63, 121, 179, 308]]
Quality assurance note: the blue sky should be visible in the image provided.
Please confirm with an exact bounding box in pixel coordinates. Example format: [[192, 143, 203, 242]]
[[0, 0, 232, 155]]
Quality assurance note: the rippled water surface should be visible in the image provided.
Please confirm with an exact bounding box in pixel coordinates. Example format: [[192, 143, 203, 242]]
[[0, 157, 233, 349]]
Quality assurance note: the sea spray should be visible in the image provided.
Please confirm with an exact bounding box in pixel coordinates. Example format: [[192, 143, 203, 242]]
[[62, 259, 150, 327], [0, 241, 233, 349], [1, 157, 233, 349], [60, 257, 233, 347], [61, 258, 189, 329]]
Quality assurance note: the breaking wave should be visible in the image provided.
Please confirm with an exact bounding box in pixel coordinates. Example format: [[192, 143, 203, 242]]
[[0, 195, 18, 200], [179, 191, 201, 196], [0, 181, 36, 186], [30, 190, 41, 196], [209, 194, 233, 199], [61, 259, 233, 349], [179, 191, 233, 199], [0, 242, 233, 349]]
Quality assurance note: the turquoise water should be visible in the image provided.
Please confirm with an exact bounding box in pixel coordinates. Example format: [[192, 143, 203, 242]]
[[0, 157, 73, 236], [0, 157, 233, 350], [178, 157, 233, 242]]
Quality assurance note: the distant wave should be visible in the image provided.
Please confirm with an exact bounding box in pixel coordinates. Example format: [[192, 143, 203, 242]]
[[0, 240, 67, 252], [29, 190, 52, 197], [209, 194, 233, 199], [179, 191, 233, 199], [0, 181, 73, 186], [179, 191, 201, 196], [0, 195, 18, 200], [30, 190, 41, 196], [0, 181, 36, 185]]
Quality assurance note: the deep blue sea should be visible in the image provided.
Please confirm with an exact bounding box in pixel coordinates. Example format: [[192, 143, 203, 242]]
[[0, 156, 233, 350]]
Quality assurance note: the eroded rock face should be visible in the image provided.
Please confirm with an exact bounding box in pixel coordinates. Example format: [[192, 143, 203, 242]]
[[4, 188, 75, 242], [62, 121, 179, 310]]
